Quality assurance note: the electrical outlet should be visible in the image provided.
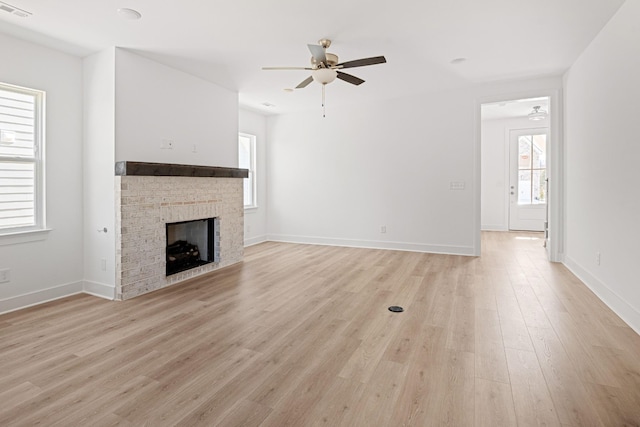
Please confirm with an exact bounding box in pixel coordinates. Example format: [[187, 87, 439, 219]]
[[596, 251, 601, 265], [167, 140, 174, 149], [380, 225, 387, 234], [100, 258, 107, 271], [0, 268, 10, 283]]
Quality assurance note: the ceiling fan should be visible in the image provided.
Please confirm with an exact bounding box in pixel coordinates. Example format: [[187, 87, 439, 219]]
[[262, 39, 387, 115]]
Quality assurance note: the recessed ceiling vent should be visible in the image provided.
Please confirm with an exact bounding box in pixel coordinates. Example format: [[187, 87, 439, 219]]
[[0, 1, 32, 17]]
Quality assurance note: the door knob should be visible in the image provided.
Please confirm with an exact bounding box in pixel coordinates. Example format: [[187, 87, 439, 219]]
[[510, 191, 515, 195]]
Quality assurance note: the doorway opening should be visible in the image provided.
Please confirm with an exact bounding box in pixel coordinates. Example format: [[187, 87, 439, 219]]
[[479, 96, 554, 257]]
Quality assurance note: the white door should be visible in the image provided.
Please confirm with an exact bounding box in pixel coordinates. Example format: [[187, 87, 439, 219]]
[[509, 129, 548, 231]]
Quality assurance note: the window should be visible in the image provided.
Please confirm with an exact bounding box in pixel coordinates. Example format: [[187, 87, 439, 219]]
[[517, 133, 547, 205], [238, 133, 256, 208], [0, 82, 45, 234]]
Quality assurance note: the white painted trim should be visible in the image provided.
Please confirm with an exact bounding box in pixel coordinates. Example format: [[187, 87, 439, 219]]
[[266, 234, 475, 256], [481, 225, 509, 231], [547, 89, 563, 262], [83, 280, 115, 300], [0, 281, 83, 315], [563, 257, 640, 335], [473, 102, 482, 256], [0, 228, 52, 246], [244, 235, 268, 247]]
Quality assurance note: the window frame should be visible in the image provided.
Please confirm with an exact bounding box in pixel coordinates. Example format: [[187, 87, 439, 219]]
[[238, 132, 257, 210], [0, 82, 46, 237]]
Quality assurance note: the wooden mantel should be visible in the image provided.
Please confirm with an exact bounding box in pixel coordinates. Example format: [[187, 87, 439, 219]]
[[115, 161, 248, 179]]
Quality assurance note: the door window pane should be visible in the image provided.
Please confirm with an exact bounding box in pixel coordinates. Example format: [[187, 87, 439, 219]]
[[518, 136, 532, 169], [532, 169, 547, 204], [532, 135, 546, 168], [516, 133, 547, 205], [518, 170, 532, 204]]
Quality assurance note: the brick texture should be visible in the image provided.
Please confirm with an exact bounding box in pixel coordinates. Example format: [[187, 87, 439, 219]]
[[115, 176, 244, 300]]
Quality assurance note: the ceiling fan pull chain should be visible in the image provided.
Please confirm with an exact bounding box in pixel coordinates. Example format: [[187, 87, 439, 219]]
[[322, 84, 326, 118]]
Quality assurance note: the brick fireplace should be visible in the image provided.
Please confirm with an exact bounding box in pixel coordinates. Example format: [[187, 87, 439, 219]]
[[114, 161, 248, 300]]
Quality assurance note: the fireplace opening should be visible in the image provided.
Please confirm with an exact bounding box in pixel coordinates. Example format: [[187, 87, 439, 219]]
[[165, 217, 218, 276]]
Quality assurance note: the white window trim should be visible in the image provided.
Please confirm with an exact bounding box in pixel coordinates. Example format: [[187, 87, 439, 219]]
[[0, 228, 52, 246], [239, 132, 257, 210], [0, 82, 46, 237]]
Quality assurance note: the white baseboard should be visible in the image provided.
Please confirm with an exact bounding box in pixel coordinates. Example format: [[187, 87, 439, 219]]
[[244, 234, 268, 247], [0, 281, 83, 315], [563, 256, 640, 334], [266, 234, 475, 256], [481, 224, 509, 231], [83, 280, 115, 300]]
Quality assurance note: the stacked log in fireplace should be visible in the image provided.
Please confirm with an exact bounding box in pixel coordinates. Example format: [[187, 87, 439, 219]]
[[166, 240, 201, 272]]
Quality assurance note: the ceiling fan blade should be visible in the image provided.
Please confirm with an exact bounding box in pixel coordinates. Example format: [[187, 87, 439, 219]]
[[337, 71, 365, 86], [336, 56, 387, 69], [307, 44, 327, 64], [262, 66, 313, 70], [296, 76, 314, 89]]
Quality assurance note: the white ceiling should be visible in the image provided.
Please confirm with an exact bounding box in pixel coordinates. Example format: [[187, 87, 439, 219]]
[[0, 0, 626, 114]]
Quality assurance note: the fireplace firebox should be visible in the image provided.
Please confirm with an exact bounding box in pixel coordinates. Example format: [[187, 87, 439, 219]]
[[165, 217, 219, 276]]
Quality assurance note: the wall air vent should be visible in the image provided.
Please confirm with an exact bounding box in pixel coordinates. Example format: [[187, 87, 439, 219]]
[[0, 1, 32, 17]]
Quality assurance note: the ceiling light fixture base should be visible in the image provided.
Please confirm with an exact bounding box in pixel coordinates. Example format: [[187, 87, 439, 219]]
[[528, 105, 548, 121]]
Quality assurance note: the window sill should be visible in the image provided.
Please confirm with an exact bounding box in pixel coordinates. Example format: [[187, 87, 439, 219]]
[[0, 228, 52, 246], [244, 206, 259, 213]]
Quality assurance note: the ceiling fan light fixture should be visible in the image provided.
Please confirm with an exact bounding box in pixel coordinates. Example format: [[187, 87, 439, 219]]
[[528, 105, 548, 121], [312, 68, 337, 85]]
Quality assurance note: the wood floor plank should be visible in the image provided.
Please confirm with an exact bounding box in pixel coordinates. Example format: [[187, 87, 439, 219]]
[[388, 325, 448, 426], [421, 349, 475, 426], [584, 382, 640, 427], [505, 348, 561, 426], [528, 326, 604, 426], [500, 315, 534, 352], [340, 360, 407, 427], [0, 381, 41, 412], [474, 378, 517, 427], [546, 311, 621, 388], [475, 308, 509, 383], [445, 295, 475, 353], [257, 334, 361, 426], [306, 377, 366, 426], [1, 231, 640, 426], [214, 399, 272, 427]]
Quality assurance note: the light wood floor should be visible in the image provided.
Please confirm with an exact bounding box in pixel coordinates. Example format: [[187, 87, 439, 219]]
[[1, 232, 640, 426]]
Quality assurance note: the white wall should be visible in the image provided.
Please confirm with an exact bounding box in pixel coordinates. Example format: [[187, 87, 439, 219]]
[[114, 49, 239, 168], [0, 33, 85, 312], [267, 94, 473, 254], [563, 0, 640, 332], [481, 116, 549, 231], [267, 76, 561, 255], [83, 48, 116, 297], [239, 109, 268, 246]]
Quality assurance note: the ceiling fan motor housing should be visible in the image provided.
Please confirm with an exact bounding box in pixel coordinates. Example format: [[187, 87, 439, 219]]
[[311, 52, 339, 68]]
